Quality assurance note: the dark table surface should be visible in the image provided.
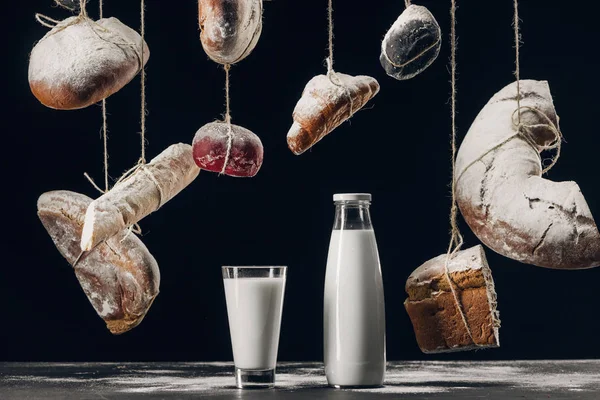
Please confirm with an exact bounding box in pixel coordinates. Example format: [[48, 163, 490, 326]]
[[1, 361, 598, 399]]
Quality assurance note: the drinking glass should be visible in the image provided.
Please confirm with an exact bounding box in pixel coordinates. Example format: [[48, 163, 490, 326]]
[[222, 266, 287, 389]]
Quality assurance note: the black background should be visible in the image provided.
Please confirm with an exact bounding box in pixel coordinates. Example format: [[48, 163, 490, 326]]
[[2, 0, 599, 362]]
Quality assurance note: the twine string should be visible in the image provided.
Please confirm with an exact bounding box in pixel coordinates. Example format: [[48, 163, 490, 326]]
[[100, 0, 109, 192], [326, 0, 354, 117], [455, 0, 562, 186], [139, 0, 147, 165], [221, 64, 234, 175], [405, 0, 412, 8], [444, 0, 475, 346]]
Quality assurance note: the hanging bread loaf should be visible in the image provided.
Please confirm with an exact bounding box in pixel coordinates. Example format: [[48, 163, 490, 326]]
[[29, 16, 149, 110], [455, 80, 600, 269], [405, 245, 500, 353], [38, 190, 160, 334], [193, 121, 263, 177], [81, 143, 200, 251], [287, 73, 379, 155], [380, 4, 441, 80], [199, 0, 263, 64]]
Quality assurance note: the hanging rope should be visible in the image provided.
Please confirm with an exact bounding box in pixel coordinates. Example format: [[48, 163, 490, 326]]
[[221, 64, 234, 175], [513, 0, 521, 125], [139, 0, 147, 164], [404, 0, 412, 8], [455, 0, 562, 186], [325, 0, 354, 117], [99, 0, 109, 191], [444, 0, 475, 346]]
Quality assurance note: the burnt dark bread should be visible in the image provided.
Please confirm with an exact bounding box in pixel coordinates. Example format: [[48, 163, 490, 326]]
[[198, 0, 262, 64], [38, 190, 160, 334], [380, 4, 441, 80], [28, 16, 149, 110], [404, 245, 500, 353]]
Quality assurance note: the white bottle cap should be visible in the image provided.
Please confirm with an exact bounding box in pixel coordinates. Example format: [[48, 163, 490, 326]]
[[333, 193, 372, 202]]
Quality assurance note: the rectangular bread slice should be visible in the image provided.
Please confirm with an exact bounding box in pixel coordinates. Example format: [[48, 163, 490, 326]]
[[404, 245, 500, 353]]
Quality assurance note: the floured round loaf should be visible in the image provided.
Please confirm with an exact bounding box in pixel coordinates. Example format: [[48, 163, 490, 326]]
[[405, 245, 500, 353], [199, 0, 263, 64], [380, 4, 441, 80], [287, 73, 380, 155], [29, 16, 149, 110], [192, 121, 263, 177], [456, 80, 600, 269], [38, 190, 160, 334]]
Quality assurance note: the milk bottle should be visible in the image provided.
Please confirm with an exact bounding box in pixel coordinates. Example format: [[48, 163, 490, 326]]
[[324, 193, 386, 388]]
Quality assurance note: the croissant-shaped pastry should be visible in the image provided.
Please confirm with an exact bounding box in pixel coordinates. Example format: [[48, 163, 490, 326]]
[[287, 73, 379, 155]]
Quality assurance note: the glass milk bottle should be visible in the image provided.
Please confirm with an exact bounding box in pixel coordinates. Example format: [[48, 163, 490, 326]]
[[324, 193, 386, 388]]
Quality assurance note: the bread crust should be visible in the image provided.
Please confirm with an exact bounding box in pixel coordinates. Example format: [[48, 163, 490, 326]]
[[192, 122, 263, 177], [81, 144, 200, 251], [38, 190, 160, 334], [198, 0, 262, 64], [404, 245, 500, 353], [455, 80, 600, 269], [287, 73, 380, 155], [29, 16, 149, 110], [380, 4, 441, 80]]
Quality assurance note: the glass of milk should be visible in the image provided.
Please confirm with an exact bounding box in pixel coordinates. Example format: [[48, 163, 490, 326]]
[[222, 266, 287, 389]]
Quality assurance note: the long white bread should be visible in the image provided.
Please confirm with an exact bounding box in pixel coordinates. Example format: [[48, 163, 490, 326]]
[[81, 143, 200, 251], [455, 80, 600, 269]]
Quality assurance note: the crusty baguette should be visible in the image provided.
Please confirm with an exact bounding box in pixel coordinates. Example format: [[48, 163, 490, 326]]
[[405, 245, 500, 353], [199, 0, 263, 64], [287, 73, 380, 155], [380, 4, 441, 80], [29, 16, 149, 110], [38, 190, 160, 334], [81, 143, 200, 251], [456, 80, 600, 269]]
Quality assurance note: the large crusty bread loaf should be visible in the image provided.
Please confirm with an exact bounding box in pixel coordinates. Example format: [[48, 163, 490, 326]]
[[29, 16, 149, 110], [198, 0, 263, 64], [81, 144, 200, 251], [38, 190, 160, 334], [287, 73, 379, 155], [455, 80, 600, 269], [405, 245, 500, 353]]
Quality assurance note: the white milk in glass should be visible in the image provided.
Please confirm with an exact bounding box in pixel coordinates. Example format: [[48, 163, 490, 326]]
[[224, 277, 286, 370], [324, 194, 386, 387]]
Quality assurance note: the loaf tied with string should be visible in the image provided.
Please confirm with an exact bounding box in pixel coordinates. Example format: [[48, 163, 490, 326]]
[[192, 121, 264, 177], [81, 144, 200, 251], [380, 4, 441, 80], [29, 16, 149, 110], [199, 0, 263, 64], [456, 80, 600, 269], [38, 190, 160, 335], [287, 73, 379, 155], [405, 245, 500, 353]]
